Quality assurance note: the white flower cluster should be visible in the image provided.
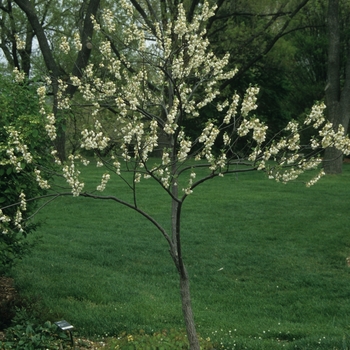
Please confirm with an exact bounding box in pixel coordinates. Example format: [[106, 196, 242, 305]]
[[81, 120, 110, 150], [221, 94, 240, 124], [57, 79, 70, 109], [267, 156, 322, 184], [97, 173, 110, 191], [306, 170, 326, 187], [13, 67, 25, 83], [238, 118, 267, 144], [182, 171, 196, 195], [51, 150, 62, 165], [19, 192, 26, 211], [73, 32, 82, 51], [14, 209, 23, 232], [241, 86, 259, 117], [63, 156, 85, 196], [37, 85, 46, 103], [14, 34, 25, 50], [0, 193, 27, 234], [304, 102, 326, 128], [101, 9, 116, 33], [112, 158, 121, 175], [119, 0, 134, 17], [4, 128, 33, 172], [151, 165, 171, 188], [34, 169, 50, 189], [37, 84, 59, 141], [134, 172, 141, 183], [197, 122, 219, 163], [234, 88, 266, 161], [90, 14, 101, 31], [0, 209, 11, 234], [45, 113, 57, 141], [59, 36, 70, 54], [141, 120, 159, 161], [319, 123, 350, 152], [164, 98, 179, 135], [157, 1, 237, 129], [178, 131, 192, 161]]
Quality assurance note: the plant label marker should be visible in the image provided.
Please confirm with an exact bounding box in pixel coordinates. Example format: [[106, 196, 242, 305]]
[[55, 320, 74, 330], [55, 320, 74, 346]]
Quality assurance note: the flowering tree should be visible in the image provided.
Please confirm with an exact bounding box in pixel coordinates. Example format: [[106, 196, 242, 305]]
[[1, 2, 350, 349]]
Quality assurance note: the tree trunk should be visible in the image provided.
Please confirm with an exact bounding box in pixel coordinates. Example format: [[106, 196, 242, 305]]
[[323, 0, 350, 173], [179, 266, 200, 350], [323, 146, 343, 174]]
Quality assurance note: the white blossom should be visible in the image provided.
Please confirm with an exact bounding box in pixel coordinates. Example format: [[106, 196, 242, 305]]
[[13, 67, 25, 83], [59, 36, 70, 54], [97, 173, 110, 191]]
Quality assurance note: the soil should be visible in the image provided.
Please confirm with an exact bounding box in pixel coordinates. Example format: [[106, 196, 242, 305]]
[[0, 276, 18, 340], [0, 276, 17, 304]]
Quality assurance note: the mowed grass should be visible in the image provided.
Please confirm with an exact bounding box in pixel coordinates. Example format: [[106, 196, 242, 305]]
[[11, 161, 350, 349]]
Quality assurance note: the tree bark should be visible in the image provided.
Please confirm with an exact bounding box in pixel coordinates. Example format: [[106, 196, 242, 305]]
[[171, 192, 200, 349], [179, 266, 200, 350], [323, 0, 350, 174]]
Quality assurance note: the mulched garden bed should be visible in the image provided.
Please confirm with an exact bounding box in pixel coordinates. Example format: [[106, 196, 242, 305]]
[[0, 276, 17, 330]]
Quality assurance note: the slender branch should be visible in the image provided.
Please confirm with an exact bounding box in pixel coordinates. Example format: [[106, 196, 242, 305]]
[[25, 194, 61, 221], [1, 190, 175, 253], [129, 0, 157, 37], [182, 166, 257, 202], [213, 11, 294, 20], [79, 192, 174, 249]]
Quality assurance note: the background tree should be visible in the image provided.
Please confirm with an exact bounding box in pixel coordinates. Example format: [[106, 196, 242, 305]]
[[0, 0, 36, 75], [0, 0, 101, 161], [323, 0, 350, 174], [2, 2, 350, 349], [253, 0, 328, 137]]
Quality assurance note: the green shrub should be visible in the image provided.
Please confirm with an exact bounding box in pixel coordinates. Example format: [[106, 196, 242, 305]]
[[0, 74, 54, 273], [0, 308, 70, 350]]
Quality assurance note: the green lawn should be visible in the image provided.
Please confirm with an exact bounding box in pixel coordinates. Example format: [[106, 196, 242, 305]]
[[11, 162, 350, 349]]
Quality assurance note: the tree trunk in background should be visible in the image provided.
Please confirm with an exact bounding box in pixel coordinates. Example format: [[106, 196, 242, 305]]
[[323, 0, 350, 174]]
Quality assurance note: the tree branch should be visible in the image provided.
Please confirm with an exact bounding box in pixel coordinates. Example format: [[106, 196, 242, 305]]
[[129, 0, 157, 37], [68, 0, 101, 96]]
